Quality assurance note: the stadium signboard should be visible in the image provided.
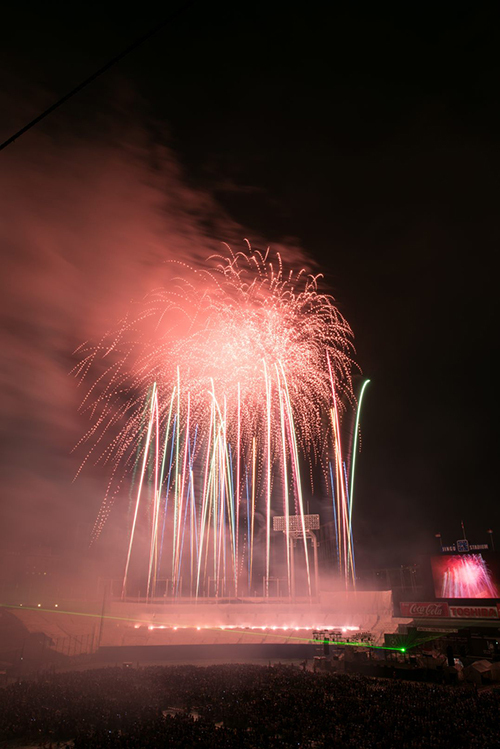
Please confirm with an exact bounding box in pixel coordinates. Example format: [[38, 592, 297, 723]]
[[400, 602, 449, 618], [273, 514, 320, 532], [416, 627, 459, 633], [441, 542, 489, 553], [401, 602, 500, 619], [448, 605, 499, 619]]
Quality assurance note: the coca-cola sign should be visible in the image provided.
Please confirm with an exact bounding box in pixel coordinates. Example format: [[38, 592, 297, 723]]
[[400, 602, 449, 618]]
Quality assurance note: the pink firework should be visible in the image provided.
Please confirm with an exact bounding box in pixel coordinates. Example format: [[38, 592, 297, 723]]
[[74, 246, 356, 598]]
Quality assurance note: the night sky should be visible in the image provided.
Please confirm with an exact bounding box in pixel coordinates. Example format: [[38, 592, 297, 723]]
[[1, 4, 498, 569]]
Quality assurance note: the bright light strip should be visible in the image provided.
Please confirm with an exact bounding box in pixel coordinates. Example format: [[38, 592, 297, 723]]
[[143, 623, 359, 631]]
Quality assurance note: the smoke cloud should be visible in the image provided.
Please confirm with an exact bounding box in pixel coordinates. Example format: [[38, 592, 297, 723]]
[[0, 119, 227, 547], [0, 102, 312, 558]]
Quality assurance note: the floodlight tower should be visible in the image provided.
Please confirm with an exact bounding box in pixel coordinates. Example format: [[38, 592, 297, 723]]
[[273, 514, 320, 600]]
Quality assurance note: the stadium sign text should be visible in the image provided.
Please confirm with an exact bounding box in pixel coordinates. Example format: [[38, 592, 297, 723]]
[[448, 606, 499, 619], [400, 602, 449, 618], [402, 602, 500, 619], [416, 627, 459, 633], [441, 542, 489, 553]]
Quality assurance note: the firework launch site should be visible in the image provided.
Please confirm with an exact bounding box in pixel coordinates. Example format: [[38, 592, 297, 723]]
[[1, 251, 499, 679], [0, 249, 391, 666], [2, 527, 500, 683]]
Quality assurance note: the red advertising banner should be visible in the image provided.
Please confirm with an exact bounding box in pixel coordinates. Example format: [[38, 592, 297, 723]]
[[448, 605, 499, 619], [401, 602, 500, 619], [400, 602, 449, 618]]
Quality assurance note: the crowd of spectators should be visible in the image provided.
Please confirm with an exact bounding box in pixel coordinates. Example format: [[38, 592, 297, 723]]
[[1, 663, 499, 748]]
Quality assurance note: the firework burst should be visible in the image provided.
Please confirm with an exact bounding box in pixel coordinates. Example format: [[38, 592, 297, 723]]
[[74, 245, 358, 599]]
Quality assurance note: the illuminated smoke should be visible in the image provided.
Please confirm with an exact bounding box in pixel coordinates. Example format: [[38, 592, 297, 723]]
[[75, 246, 357, 598]]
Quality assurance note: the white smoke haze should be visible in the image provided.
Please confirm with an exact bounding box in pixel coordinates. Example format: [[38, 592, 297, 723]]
[[0, 98, 315, 563]]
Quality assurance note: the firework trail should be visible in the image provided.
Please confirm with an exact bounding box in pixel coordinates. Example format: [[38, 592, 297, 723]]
[[74, 245, 360, 598]]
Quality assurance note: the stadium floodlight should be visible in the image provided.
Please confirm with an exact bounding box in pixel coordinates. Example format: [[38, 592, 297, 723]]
[[272, 515, 320, 599], [273, 514, 320, 533]]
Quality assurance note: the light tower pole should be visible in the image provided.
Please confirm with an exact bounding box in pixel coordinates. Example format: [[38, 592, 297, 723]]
[[487, 529, 495, 551], [273, 514, 320, 600]]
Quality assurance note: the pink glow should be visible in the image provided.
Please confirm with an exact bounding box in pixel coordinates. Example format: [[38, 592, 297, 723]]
[[77, 248, 355, 601], [432, 554, 499, 599]]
